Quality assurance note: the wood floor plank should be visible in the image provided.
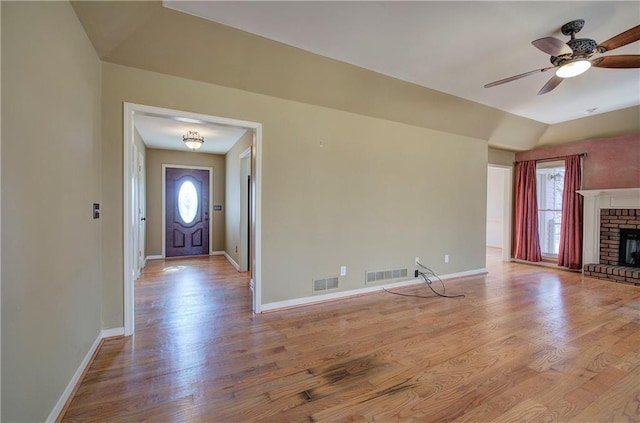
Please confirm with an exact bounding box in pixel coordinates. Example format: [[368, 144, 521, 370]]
[[61, 251, 640, 422], [570, 365, 640, 422]]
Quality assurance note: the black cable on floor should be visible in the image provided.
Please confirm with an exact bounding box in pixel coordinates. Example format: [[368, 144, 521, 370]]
[[418, 261, 465, 298], [382, 287, 436, 299], [383, 261, 465, 299]]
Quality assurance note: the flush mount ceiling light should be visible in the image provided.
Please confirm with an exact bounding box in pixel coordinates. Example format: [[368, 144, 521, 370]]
[[555, 59, 591, 78], [183, 130, 204, 151]]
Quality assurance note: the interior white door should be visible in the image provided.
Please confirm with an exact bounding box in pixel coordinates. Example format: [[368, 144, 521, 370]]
[[239, 152, 251, 272], [137, 150, 146, 272]]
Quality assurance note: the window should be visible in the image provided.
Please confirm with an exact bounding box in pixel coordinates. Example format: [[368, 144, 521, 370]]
[[178, 180, 198, 224], [536, 161, 565, 257]]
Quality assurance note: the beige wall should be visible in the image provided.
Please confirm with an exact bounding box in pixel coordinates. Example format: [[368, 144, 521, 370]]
[[225, 131, 253, 265], [102, 62, 487, 319], [145, 148, 226, 256], [488, 147, 515, 167], [2, 2, 102, 421]]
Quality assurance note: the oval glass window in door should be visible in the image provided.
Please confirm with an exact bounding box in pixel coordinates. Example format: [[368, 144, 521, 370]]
[[178, 180, 198, 224]]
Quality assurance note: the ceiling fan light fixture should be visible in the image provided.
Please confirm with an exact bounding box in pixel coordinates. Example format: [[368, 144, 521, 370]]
[[555, 59, 591, 78], [183, 130, 204, 151]]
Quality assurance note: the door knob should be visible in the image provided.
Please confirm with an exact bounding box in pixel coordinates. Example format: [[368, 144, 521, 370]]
[[141, 217, 146, 221]]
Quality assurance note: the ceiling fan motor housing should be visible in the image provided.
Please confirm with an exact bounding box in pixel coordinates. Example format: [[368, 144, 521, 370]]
[[561, 19, 585, 36], [567, 38, 598, 53], [550, 38, 598, 66]]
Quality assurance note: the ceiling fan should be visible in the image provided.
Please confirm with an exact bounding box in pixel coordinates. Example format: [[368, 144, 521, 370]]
[[485, 20, 640, 95]]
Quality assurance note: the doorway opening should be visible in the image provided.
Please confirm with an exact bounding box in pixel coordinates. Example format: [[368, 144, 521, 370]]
[[124, 103, 263, 336], [487, 165, 513, 262]]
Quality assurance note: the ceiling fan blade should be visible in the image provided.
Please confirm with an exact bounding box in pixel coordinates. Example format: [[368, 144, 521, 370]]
[[484, 66, 555, 88], [592, 55, 640, 68], [598, 25, 640, 52], [532, 37, 573, 56], [538, 75, 563, 95]]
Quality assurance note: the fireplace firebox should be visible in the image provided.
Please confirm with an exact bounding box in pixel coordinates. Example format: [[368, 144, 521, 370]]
[[619, 228, 640, 268]]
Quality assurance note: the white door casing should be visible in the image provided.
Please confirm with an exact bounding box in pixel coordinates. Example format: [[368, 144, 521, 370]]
[[123, 102, 263, 336]]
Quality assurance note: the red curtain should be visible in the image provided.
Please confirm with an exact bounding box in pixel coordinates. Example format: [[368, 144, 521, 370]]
[[514, 160, 542, 262], [558, 155, 583, 269]]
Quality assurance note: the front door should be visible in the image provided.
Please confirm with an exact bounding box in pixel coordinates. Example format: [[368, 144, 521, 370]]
[[165, 167, 210, 257]]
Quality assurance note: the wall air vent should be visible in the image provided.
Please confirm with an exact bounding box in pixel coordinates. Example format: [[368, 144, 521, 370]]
[[313, 276, 339, 293], [366, 267, 408, 285]]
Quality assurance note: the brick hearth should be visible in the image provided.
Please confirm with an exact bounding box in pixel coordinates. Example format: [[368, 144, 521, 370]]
[[584, 264, 640, 286], [584, 208, 640, 286]]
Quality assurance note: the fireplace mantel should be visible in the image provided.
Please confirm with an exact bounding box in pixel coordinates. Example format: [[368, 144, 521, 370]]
[[578, 188, 640, 266]]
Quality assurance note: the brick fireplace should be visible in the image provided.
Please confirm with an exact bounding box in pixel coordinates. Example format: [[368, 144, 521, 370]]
[[579, 189, 640, 286], [598, 209, 640, 266]]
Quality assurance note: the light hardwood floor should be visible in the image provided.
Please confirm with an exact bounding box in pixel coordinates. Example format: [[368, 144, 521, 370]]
[[61, 249, 640, 422]]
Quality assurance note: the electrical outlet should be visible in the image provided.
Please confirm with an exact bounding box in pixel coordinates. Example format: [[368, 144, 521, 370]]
[[414, 269, 419, 278], [340, 266, 346, 276], [415, 257, 420, 266], [444, 254, 449, 263]]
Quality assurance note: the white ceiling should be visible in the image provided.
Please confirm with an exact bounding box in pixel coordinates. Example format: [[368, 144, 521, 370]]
[[165, 1, 640, 125], [134, 113, 247, 154]]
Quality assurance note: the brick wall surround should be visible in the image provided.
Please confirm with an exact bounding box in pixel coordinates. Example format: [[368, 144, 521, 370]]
[[584, 208, 640, 286], [599, 209, 640, 265]]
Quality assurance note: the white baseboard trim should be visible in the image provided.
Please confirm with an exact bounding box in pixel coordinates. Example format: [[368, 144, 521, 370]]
[[101, 327, 125, 338], [210, 250, 225, 256], [260, 268, 486, 312], [46, 327, 125, 423], [224, 252, 240, 271], [145, 254, 163, 261], [440, 268, 487, 279]]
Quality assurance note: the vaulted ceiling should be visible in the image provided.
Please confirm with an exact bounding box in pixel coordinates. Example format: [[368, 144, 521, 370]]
[[166, 1, 640, 125], [72, 1, 640, 151]]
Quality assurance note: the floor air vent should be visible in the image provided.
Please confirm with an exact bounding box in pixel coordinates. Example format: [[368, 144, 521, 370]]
[[366, 268, 408, 284], [313, 277, 339, 292]]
